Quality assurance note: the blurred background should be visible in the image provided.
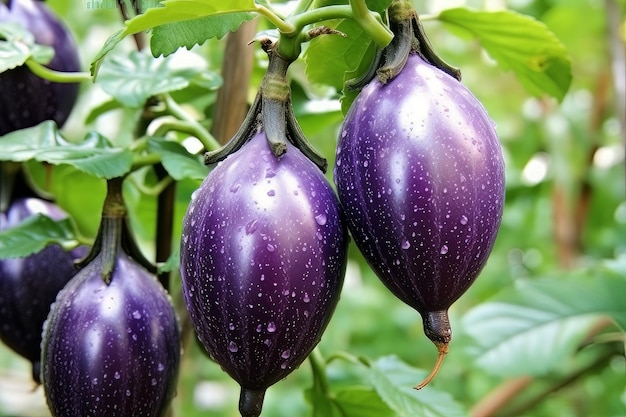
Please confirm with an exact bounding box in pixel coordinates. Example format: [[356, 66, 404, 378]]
[[0, 0, 624, 416]]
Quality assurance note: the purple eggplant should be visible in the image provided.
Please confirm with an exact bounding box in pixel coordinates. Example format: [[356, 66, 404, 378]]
[[334, 53, 505, 387], [0, 197, 86, 383], [41, 177, 180, 417], [0, 0, 81, 135], [180, 131, 348, 416]]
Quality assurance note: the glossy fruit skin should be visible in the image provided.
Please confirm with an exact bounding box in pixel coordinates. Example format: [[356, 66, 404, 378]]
[[41, 249, 180, 417], [0, 197, 86, 383], [334, 53, 505, 317], [180, 131, 347, 392], [0, 0, 81, 135]]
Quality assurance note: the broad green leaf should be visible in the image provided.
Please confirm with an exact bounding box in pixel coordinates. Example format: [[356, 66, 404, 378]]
[[370, 356, 468, 417], [305, 19, 376, 91], [0, 23, 54, 73], [0, 215, 77, 258], [335, 387, 394, 417], [147, 137, 208, 180], [438, 8, 572, 101], [462, 265, 626, 377], [151, 12, 255, 57], [91, 0, 256, 74], [96, 51, 200, 108], [0, 121, 133, 179]]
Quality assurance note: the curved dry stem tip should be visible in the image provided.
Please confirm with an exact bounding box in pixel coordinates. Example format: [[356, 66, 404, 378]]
[[239, 387, 266, 417], [414, 341, 448, 390]]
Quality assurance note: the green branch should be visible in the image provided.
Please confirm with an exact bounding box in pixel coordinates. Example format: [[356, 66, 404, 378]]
[[25, 59, 92, 83]]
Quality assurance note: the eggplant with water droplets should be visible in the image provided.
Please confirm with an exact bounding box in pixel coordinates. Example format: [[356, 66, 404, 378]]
[[180, 131, 348, 417], [334, 50, 505, 387]]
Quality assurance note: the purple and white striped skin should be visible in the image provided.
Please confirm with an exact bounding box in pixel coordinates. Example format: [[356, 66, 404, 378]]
[[0, 0, 81, 135], [334, 53, 505, 384], [0, 197, 86, 383], [180, 131, 347, 414], [41, 248, 180, 417]]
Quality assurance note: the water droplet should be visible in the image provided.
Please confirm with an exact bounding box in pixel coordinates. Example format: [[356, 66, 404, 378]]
[[256, 324, 263, 332], [230, 183, 241, 193], [280, 362, 287, 369], [267, 244, 275, 252], [281, 349, 291, 359], [132, 310, 141, 319], [303, 293, 310, 303], [363, 160, 369, 167], [265, 167, 276, 178], [92, 378, 98, 385], [264, 339, 271, 346], [245, 219, 259, 234], [114, 372, 121, 379], [440, 245, 449, 255], [402, 240, 411, 249], [228, 323, 235, 331], [341, 130, 347, 138], [228, 341, 239, 352], [267, 322, 276, 332], [314, 213, 327, 226], [157, 363, 165, 372], [267, 190, 276, 197], [126, 390, 131, 397], [460, 215, 468, 225]]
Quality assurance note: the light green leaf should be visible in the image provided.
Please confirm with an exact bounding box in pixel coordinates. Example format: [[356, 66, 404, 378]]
[[462, 264, 626, 377], [147, 137, 208, 180], [96, 51, 200, 108], [370, 356, 468, 417], [0, 121, 133, 179], [335, 387, 395, 417], [151, 12, 255, 57], [91, 0, 256, 74], [0, 215, 77, 258], [438, 8, 572, 101], [0, 23, 54, 73]]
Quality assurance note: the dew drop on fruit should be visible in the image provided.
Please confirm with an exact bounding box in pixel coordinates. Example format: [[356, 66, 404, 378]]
[[281, 349, 291, 359], [256, 324, 263, 333], [267, 244, 276, 252], [114, 372, 121, 379], [440, 245, 449, 255], [132, 310, 141, 319], [228, 341, 239, 352], [460, 215, 469, 225], [303, 293, 310, 303], [314, 213, 327, 226], [267, 322, 276, 332], [230, 183, 241, 193], [402, 240, 411, 250], [229, 323, 235, 331], [267, 190, 276, 197], [126, 390, 131, 397]]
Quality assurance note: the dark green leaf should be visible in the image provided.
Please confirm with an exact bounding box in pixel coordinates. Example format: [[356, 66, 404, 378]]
[[151, 12, 255, 57], [0, 23, 54, 73], [96, 51, 200, 108], [462, 262, 626, 377], [438, 8, 572, 101], [0, 121, 133, 179], [370, 356, 468, 417], [147, 137, 208, 180], [0, 215, 77, 258]]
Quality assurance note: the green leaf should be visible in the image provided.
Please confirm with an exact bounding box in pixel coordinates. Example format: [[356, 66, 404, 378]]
[[147, 137, 208, 180], [438, 8, 572, 101], [151, 12, 255, 57], [370, 356, 468, 417], [305, 19, 376, 91], [91, 0, 257, 74], [0, 215, 77, 258], [462, 263, 626, 377], [96, 51, 200, 108], [0, 23, 54, 73], [0, 121, 133, 179], [335, 387, 395, 417]]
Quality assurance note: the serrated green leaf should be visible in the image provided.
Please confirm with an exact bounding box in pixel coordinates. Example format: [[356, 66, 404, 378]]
[[462, 264, 626, 377], [96, 51, 200, 107], [0, 121, 133, 179], [370, 356, 468, 417], [438, 8, 572, 101], [147, 137, 208, 180], [335, 387, 394, 417], [0, 215, 77, 258], [305, 19, 376, 91], [0, 23, 54, 73], [91, 0, 257, 73], [151, 12, 255, 57]]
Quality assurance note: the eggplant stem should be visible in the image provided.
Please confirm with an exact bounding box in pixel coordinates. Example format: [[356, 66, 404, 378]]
[[414, 341, 449, 390], [239, 387, 266, 417]]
